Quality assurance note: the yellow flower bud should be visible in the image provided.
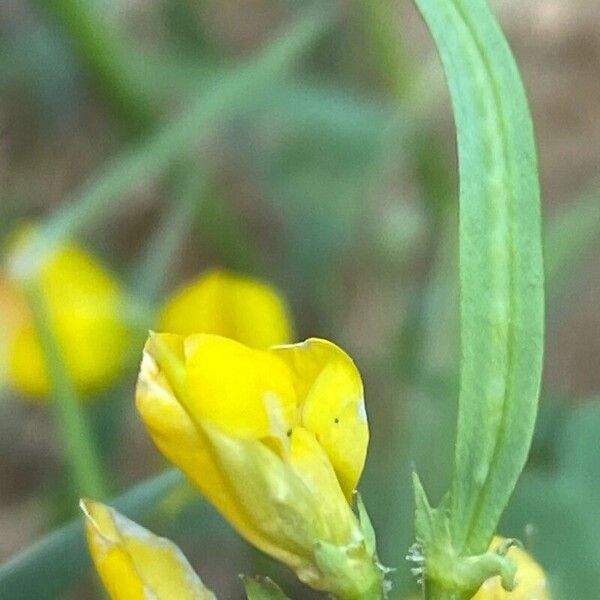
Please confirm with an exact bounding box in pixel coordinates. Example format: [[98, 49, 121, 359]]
[[136, 333, 384, 598], [2, 228, 131, 398], [81, 499, 216, 600], [471, 537, 550, 600], [158, 269, 292, 349]]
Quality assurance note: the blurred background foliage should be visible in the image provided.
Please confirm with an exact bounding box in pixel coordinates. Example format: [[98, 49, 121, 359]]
[[0, 0, 599, 598]]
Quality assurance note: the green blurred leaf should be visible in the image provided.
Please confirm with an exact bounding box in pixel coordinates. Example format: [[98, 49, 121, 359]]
[[0, 469, 184, 600], [255, 79, 394, 141], [13, 3, 336, 280], [414, 0, 544, 558], [25, 282, 108, 500], [558, 398, 600, 498], [544, 189, 600, 300], [33, 0, 155, 134], [502, 400, 600, 599], [196, 184, 258, 274], [129, 164, 208, 301], [242, 576, 291, 600]]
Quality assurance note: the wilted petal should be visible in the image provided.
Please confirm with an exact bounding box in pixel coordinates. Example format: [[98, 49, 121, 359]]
[[81, 499, 216, 600]]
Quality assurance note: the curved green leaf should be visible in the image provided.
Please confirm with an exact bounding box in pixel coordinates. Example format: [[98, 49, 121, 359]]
[[413, 0, 544, 556]]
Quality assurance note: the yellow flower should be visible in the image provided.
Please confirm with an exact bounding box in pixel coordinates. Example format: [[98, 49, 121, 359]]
[[471, 537, 550, 600], [2, 228, 131, 398], [159, 269, 292, 349], [81, 499, 216, 600], [136, 333, 384, 598]]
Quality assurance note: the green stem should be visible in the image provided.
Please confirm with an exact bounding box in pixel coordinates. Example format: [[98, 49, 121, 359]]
[[25, 282, 108, 499], [33, 0, 154, 134], [130, 164, 207, 302], [424, 583, 468, 600]]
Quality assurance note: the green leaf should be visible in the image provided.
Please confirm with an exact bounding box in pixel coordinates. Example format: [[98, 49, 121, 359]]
[[242, 576, 292, 600], [0, 469, 183, 600], [413, 0, 544, 557], [355, 492, 377, 558]]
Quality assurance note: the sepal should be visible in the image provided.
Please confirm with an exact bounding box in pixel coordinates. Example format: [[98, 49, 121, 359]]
[[241, 576, 291, 600], [411, 471, 517, 597], [314, 539, 386, 600]]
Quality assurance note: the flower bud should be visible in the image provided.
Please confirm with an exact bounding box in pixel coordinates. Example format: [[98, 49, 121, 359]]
[[136, 333, 385, 598], [159, 269, 292, 349], [81, 499, 216, 600]]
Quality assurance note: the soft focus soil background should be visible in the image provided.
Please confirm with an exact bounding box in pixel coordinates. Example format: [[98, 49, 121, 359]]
[[1, 0, 599, 596]]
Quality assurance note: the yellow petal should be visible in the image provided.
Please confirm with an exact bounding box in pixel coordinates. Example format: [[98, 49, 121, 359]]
[[183, 334, 297, 440], [159, 269, 292, 349], [5, 228, 130, 397], [272, 338, 368, 498], [202, 423, 324, 586], [81, 499, 215, 600], [471, 537, 551, 600], [135, 335, 296, 563], [287, 426, 361, 546]]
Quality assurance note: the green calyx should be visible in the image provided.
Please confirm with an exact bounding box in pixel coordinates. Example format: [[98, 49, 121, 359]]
[[412, 473, 516, 599], [313, 494, 389, 600], [314, 540, 387, 600]]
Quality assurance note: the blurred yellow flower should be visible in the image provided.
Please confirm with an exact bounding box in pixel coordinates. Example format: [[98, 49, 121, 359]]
[[471, 537, 550, 600], [159, 269, 292, 349], [136, 333, 384, 598], [2, 228, 131, 398], [81, 499, 216, 600]]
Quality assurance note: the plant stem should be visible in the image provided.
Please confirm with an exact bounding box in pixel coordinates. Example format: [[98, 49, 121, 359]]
[[129, 164, 208, 302], [25, 282, 108, 500], [424, 581, 468, 600]]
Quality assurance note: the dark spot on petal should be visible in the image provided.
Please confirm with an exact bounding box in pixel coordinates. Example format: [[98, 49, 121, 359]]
[[286, 429, 292, 437], [334, 417, 339, 424]]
